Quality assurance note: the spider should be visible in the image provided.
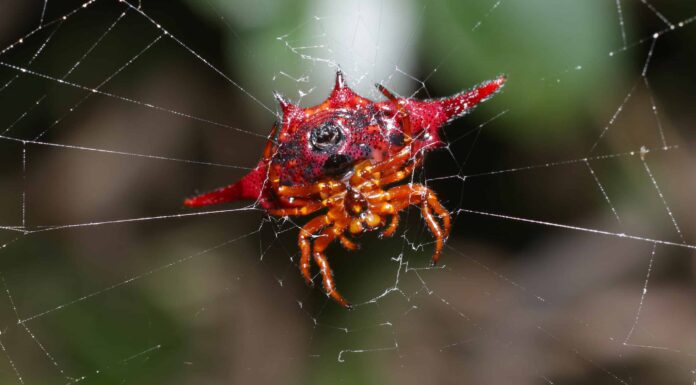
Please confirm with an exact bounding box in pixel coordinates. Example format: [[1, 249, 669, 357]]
[[185, 70, 505, 308]]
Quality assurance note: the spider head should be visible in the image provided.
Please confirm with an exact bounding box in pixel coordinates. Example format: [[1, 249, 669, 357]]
[[184, 70, 505, 209]]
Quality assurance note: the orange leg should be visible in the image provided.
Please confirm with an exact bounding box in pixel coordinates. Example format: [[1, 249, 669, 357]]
[[413, 184, 450, 265], [422, 188, 451, 265], [402, 184, 451, 238], [350, 144, 413, 187], [278, 195, 315, 207], [339, 235, 359, 250], [421, 204, 445, 265], [268, 202, 323, 217], [384, 184, 422, 205], [364, 144, 413, 177], [384, 183, 451, 265], [313, 225, 351, 308], [424, 187, 451, 239], [298, 215, 330, 285], [277, 181, 344, 198], [380, 214, 400, 238], [379, 159, 420, 186]]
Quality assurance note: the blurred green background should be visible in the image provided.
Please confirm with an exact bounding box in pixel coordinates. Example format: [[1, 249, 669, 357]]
[[0, 0, 695, 384]]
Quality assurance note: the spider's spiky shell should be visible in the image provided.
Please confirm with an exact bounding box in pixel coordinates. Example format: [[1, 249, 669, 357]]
[[185, 70, 505, 209]]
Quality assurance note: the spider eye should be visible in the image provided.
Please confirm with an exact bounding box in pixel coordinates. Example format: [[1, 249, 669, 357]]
[[310, 122, 344, 151]]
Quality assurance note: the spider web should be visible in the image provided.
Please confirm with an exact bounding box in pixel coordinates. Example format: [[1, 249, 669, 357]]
[[0, 0, 695, 384]]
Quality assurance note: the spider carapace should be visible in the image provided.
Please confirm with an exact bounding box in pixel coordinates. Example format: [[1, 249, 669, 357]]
[[185, 70, 505, 308]]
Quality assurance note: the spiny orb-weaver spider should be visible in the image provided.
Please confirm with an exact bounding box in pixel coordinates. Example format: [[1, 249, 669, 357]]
[[185, 70, 505, 308]]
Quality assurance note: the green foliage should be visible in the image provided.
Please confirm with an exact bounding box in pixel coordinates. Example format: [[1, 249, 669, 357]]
[[420, 0, 626, 145]]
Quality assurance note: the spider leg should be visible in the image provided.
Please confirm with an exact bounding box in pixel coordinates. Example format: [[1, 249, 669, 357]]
[[366, 145, 413, 176], [423, 187, 452, 265], [383, 184, 423, 207], [379, 158, 421, 186], [268, 202, 323, 217], [339, 235, 359, 251], [415, 184, 451, 265], [383, 183, 451, 265], [278, 195, 314, 207], [298, 215, 330, 285], [351, 137, 414, 187], [350, 146, 412, 191], [277, 181, 344, 198], [421, 203, 445, 266], [381, 214, 400, 238], [424, 187, 451, 240], [313, 225, 351, 308]]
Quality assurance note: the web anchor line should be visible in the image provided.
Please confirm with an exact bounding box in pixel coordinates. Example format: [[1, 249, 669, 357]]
[[16, 229, 259, 324], [458, 209, 696, 251], [0, 61, 266, 139], [24, 206, 260, 234], [641, 155, 686, 243], [120, 0, 275, 115], [0, 135, 251, 170], [623, 244, 656, 345]]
